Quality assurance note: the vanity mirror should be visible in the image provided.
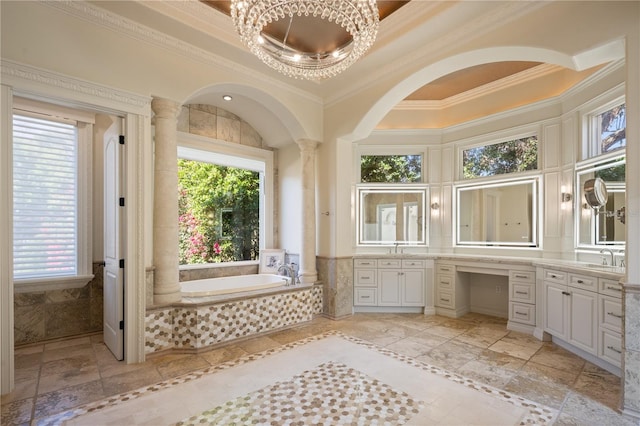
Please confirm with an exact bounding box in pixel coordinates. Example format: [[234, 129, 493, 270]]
[[577, 157, 626, 246], [357, 186, 427, 246], [456, 179, 538, 247]]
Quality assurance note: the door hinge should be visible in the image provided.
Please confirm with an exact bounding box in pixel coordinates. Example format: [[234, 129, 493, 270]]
[[119, 320, 124, 330], [119, 197, 125, 207], [119, 135, 125, 145], [119, 259, 125, 268]]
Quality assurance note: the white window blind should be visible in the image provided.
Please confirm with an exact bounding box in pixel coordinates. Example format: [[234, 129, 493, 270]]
[[13, 114, 78, 279]]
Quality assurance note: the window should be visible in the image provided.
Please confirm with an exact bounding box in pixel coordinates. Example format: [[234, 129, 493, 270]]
[[177, 137, 273, 266], [12, 99, 94, 289], [360, 154, 422, 183], [595, 103, 626, 155], [178, 159, 260, 264], [462, 136, 538, 179]]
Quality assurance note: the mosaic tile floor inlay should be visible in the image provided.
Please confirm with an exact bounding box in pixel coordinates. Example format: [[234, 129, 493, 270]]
[[176, 362, 423, 425], [38, 331, 557, 425]]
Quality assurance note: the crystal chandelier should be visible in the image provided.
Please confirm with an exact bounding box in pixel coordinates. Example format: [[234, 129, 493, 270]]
[[230, 1, 379, 80]]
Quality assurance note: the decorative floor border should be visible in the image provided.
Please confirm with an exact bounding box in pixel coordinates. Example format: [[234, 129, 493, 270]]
[[37, 331, 557, 425]]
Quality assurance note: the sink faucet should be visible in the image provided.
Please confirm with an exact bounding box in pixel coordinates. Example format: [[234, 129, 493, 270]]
[[277, 263, 296, 286], [599, 248, 615, 266], [394, 242, 400, 254], [615, 249, 626, 268]]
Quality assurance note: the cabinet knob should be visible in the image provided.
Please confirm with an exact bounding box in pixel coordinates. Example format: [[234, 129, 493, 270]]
[[562, 291, 571, 296], [607, 311, 622, 319], [606, 286, 622, 292], [577, 279, 584, 284]]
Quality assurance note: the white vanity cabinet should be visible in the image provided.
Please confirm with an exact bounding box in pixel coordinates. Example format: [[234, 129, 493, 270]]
[[542, 269, 598, 355], [598, 278, 623, 368], [509, 269, 536, 327], [434, 262, 469, 317], [354, 257, 425, 310]]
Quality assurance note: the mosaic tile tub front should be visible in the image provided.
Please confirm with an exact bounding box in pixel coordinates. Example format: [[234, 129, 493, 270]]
[[145, 284, 323, 354]]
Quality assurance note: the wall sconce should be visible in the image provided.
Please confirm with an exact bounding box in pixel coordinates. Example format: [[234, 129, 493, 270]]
[[431, 202, 440, 210], [561, 193, 572, 202]]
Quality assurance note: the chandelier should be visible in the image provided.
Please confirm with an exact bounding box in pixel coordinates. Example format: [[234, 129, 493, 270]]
[[230, 1, 380, 80]]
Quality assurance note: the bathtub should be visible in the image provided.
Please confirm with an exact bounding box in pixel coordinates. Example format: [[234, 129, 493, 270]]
[[181, 273, 289, 297]]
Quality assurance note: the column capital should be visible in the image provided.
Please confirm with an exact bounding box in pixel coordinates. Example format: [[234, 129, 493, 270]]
[[151, 97, 181, 120], [296, 139, 319, 151]]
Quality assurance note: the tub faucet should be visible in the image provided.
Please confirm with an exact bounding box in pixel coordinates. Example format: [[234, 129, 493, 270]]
[[600, 248, 615, 266], [278, 264, 296, 286]]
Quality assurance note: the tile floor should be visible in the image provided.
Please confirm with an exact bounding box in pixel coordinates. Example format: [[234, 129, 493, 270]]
[[1, 312, 637, 425]]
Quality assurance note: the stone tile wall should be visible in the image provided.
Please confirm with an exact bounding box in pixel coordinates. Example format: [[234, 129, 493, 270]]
[[317, 257, 353, 319], [177, 104, 266, 149], [14, 263, 104, 345], [145, 284, 323, 354]]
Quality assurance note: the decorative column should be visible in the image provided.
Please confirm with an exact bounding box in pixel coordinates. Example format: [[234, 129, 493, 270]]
[[297, 139, 318, 284], [151, 97, 181, 305]]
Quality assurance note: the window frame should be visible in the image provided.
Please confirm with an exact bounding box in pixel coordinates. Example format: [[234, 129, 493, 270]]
[[12, 98, 95, 293], [354, 145, 426, 184], [177, 131, 274, 269], [584, 97, 626, 159], [459, 133, 539, 180]]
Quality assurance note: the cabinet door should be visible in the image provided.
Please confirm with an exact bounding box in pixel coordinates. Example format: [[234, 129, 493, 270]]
[[378, 269, 401, 306], [544, 281, 567, 338], [402, 269, 424, 306], [568, 287, 598, 355]]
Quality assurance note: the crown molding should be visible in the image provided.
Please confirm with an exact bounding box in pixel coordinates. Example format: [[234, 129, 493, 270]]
[[1, 59, 151, 114], [394, 63, 564, 111], [41, 1, 322, 105], [325, 1, 548, 107]]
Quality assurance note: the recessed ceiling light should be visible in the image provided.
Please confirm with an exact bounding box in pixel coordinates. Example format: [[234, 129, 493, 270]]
[[222, 95, 233, 101]]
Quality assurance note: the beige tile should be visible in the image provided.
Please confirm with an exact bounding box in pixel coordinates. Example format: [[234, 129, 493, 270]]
[[518, 361, 580, 388], [15, 344, 44, 355], [453, 327, 507, 348], [0, 379, 37, 403], [199, 345, 249, 366], [405, 331, 450, 349], [38, 365, 101, 394], [529, 344, 586, 374], [0, 397, 33, 426], [100, 366, 163, 396], [488, 339, 539, 360], [503, 375, 569, 409], [416, 341, 482, 371], [43, 336, 92, 351], [233, 336, 281, 354], [41, 343, 94, 363], [155, 355, 210, 380], [34, 380, 105, 419], [573, 362, 622, 410], [267, 327, 311, 345], [385, 337, 432, 357]]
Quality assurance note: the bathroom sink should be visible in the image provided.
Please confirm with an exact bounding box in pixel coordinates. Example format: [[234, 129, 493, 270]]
[[584, 263, 625, 273]]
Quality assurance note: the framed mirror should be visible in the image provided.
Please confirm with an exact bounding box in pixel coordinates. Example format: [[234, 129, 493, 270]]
[[357, 186, 427, 246], [577, 157, 625, 247], [456, 179, 538, 247]]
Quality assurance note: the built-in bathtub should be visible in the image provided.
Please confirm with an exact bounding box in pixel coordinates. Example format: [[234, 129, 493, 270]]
[[181, 273, 290, 297], [145, 274, 323, 355]]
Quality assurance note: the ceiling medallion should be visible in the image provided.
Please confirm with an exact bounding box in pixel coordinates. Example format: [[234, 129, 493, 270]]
[[230, 1, 379, 80]]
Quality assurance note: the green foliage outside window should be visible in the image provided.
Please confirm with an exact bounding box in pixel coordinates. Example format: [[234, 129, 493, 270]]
[[178, 159, 260, 264], [463, 136, 538, 179], [360, 155, 422, 183]]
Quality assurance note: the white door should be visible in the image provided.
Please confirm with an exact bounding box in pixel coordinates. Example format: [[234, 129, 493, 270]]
[[402, 269, 425, 306], [378, 270, 402, 306], [103, 119, 124, 360]]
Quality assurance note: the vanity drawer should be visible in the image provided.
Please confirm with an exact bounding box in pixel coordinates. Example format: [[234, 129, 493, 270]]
[[599, 328, 622, 368], [354, 259, 377, 268], [436, 264, 455, 275], [599, 278, 623, 298], [355, 269, 376, 286], [436, 289, 454, 309], [402, 259, 425, 269], [378, 259, 402, 268], [354, 288, 377, 306], [599, 295, 622, 332], [569, 273, 597, 291], [510, 282, 535, 304], [510, 302, 535, 325], [510, 270, 535, 283], [436, 274, 453, 291], [544, 269, 567, 284]]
